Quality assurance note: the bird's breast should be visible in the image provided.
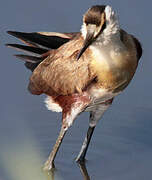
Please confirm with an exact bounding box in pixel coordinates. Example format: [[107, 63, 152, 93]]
[[89, 44, 137, 92]]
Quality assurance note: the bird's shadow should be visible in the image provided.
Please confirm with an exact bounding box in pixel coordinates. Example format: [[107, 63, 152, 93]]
[[43, 161, 90, 180]]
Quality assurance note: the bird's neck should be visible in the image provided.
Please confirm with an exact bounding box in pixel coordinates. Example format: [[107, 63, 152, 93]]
[[104, 6, 120, 35], [95, 17, 120, 46]]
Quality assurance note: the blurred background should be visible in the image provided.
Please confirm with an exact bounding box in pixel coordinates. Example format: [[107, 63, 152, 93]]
[[0, 0, 152, 179]]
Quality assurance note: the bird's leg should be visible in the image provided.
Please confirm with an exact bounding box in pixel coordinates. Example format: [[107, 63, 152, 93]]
[[43, 93, 91, 171], [76, 98, 113, 163], [76, 125, 95, 162], [43, 125, 67, 171]]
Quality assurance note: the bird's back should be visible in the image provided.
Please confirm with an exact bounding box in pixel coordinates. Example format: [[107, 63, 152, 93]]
[[28, 34, 96, 96]]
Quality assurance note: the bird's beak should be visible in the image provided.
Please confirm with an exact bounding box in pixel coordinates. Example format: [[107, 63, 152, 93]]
[[77, 25, 96, 60], [77, 13, 106, 60]]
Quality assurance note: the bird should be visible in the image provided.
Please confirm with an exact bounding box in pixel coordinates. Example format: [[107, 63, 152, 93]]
[[7, 5, 142, 171]]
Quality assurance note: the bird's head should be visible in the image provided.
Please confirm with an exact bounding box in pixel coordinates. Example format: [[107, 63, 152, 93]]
[[77, 5, 119, 59]]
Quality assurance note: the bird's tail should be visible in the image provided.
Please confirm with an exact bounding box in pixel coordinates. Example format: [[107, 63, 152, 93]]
[[6, 31, 72, 71]]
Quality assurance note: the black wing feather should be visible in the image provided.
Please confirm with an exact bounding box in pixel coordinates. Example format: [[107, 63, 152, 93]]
[[6, 44, 47, 55], [7, 30, 76, 71], [7, 31, 70, 49]]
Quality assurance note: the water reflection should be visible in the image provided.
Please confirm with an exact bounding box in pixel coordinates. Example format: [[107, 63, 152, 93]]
[[44, 169, 55, 180], [44, 162, 91, 180], [77, 162, 90, 180]]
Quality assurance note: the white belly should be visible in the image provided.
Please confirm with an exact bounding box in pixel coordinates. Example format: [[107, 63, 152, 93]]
[[85, 87, 120, 112], [45, 96, 62, 112], [44, 88, 120, 113]]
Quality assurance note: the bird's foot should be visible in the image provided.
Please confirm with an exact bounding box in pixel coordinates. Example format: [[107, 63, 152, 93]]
[[43, 160, 55, 171]]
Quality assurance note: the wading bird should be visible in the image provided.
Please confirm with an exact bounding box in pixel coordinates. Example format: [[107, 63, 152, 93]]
[[7, 5, 142, 170]]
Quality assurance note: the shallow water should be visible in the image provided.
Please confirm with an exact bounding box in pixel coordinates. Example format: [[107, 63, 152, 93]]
[[1, 103, 152, 180], [1, 0, 152, 179]]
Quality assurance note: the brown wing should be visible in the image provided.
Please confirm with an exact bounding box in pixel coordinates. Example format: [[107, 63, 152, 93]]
[[7, 31, 80, 71], [120, 29, 142, 63], [37, 31, 80, 40], [28, 35, 96, 96], [131, 35, 142, 62]]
